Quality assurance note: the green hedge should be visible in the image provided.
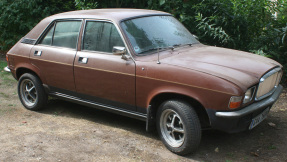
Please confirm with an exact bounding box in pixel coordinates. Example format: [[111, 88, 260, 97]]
[[0, 0, 286, 84], [0, 0, 75, 50], [78, 0, 287, 85]]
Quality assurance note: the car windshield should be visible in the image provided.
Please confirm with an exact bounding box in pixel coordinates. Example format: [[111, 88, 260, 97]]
[[121, 15, 199, 55]]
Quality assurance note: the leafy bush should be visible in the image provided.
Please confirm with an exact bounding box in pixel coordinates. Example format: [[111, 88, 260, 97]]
[[1, 0, 286, 84], [87, 0, 287, 84], [75, 0, 97, 10], [0, 0, 75, 51]]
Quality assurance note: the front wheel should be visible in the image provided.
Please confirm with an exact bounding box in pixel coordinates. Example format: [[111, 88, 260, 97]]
[[157, 100, 201, 155], [18, 73, 47, 111]]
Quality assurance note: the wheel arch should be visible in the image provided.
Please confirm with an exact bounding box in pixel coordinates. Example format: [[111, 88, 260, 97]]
[[147, 92, 211, 131], [15, 64, 45, 84]]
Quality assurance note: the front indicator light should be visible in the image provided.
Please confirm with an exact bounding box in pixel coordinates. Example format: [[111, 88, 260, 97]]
[[229, 96, 242, 109]]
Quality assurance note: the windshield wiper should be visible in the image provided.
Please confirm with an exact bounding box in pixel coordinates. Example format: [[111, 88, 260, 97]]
[[172, 44, 181, 47], [138, 46, 174, 54], [185, 43, 193, 46], [172, 43, 193, 48], [138, 43, 194, 54], [138, 48, 158, 54]]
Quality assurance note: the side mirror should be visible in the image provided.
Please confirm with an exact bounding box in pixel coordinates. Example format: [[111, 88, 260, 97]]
[[121, 54, 130, 61], [112, 46, 126, 55], [112, 46, 131, 60]]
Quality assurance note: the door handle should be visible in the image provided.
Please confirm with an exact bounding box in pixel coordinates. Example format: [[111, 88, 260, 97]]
[[34, 50, 42, 56], [78, 57, 88, 64]]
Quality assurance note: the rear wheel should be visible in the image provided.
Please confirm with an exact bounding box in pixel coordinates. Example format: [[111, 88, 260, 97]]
[[18, 73, 47, 110], [157, 100, 201, 155]]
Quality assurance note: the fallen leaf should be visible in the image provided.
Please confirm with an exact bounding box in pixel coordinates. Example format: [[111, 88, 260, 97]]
[[215, 147, 219, 153], [22, 121, 27, 123], [250, 152, 259, 157], [268, 122, 276, 127]]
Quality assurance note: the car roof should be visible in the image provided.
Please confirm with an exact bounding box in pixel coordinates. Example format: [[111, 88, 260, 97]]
[[49, 9, 170, 22], [24, 9, 171, 40]]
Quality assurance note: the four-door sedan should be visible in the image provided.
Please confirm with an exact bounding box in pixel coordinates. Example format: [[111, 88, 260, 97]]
[[6, 9, 283, 155]]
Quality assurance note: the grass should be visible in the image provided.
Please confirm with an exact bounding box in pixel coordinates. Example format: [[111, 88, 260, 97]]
[[0, 92, 9, 98], [0, 59, 7, 70], [0, 107, 15, 116], [0, 59, 17, 117], [226, 152, 235, 158], [268, 145, 277, 150], [0, 59, 16, 85]]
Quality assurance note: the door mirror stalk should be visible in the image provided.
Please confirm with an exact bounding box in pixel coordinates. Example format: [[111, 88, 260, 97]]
[[113, 46, 131, 60]]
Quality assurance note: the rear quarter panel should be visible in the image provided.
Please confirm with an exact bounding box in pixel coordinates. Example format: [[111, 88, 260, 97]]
[[7, 40, 46, 83]]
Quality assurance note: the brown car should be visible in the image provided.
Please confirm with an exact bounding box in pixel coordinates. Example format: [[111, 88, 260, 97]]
[[6, 9, 283, 155]]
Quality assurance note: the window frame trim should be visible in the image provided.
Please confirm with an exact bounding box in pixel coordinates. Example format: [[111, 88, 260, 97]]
[[120, 14, 200, 56], [81, 19, 131, 57], [36, 19, 84, 51]]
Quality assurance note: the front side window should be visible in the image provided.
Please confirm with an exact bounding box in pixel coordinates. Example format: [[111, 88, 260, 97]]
[[39, 21, 82, 49], [83, 21, 124, 53], [121, 16, 199, 55]]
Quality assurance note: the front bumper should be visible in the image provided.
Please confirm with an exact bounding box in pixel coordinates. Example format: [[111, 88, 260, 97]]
[[4, 66, 11, 72], [206, 85, 283, 133]]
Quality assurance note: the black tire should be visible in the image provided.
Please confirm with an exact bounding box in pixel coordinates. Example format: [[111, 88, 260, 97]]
[[156, 100, 201, 155], [18, 73, 47, 111]]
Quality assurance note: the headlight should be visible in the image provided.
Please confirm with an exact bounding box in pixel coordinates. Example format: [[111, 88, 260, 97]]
[[275, 70, 282, 86], [243, 87, 256, 104]]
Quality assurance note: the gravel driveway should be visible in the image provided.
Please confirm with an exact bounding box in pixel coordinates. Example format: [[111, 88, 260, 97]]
[[1, 58, 287, 161]]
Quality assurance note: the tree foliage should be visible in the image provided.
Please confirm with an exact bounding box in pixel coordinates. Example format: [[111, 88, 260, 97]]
[[77, 0, 287, 83], [0, 0, 75, 50], [0, 0, 286, 83], [75, 0, 98, 10]]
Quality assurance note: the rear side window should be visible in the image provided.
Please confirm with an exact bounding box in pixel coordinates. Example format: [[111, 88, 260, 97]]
[[40, 24, 55, 45], [83, 21, 124, 53], [39, 21, 82, 49]]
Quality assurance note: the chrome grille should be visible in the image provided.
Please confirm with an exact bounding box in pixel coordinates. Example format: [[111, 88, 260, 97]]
[[256, 67, 282, 100]]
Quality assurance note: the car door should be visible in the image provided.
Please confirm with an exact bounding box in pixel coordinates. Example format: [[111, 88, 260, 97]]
[[30, 20, 82, 91], [74, 20, 136, 111]]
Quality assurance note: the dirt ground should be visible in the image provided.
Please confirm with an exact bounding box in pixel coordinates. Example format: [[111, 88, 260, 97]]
[[0, 56, 287, 161]]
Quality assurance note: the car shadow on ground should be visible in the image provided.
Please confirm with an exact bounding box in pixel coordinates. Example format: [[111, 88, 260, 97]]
[[39, 98, 283, 160], [189, 114, 283, 161], [40, 98, 158, 139]]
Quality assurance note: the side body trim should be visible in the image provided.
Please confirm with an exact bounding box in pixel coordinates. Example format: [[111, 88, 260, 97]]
[[137, 75, 236, 96], [50, 92, 147, 121]]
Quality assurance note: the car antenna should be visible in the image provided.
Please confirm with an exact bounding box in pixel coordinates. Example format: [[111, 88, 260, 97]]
[[157, 48, 161, 64]]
